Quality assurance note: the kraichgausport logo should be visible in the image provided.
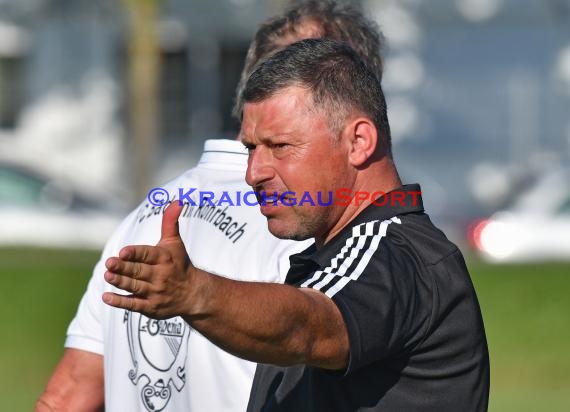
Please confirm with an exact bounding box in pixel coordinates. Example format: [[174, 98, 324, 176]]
[[147, 188, 421, 208]]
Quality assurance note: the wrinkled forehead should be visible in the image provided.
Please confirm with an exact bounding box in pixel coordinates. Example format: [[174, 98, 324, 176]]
[[240, 86, 319, 139]]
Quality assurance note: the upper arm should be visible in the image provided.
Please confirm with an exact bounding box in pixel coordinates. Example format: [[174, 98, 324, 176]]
[[298, 288, 349, 370], [299, 225, 432, 375], [36, 348, 104, 412], [331, 241, 431, 374]]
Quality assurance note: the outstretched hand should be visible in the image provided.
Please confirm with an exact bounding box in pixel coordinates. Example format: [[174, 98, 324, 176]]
[[103, 202, 197, 319]]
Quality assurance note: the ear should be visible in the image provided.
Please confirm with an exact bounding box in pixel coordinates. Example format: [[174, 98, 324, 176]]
[[346, 118, 378, 167]]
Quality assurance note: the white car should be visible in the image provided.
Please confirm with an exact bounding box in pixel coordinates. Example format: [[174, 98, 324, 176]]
[[0, 161, 124, 249], [468, 166, 570, 263]]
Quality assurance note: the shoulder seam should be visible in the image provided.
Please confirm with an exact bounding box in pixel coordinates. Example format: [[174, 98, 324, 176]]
[[301, 217, 401, 297]]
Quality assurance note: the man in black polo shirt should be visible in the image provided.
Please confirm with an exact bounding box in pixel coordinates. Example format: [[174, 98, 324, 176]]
[[103, 38, 490, 411], [247, 183, 489, 411]]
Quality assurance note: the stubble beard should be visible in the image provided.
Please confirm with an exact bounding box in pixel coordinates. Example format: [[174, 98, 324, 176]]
[[267, 205, 334, 242]]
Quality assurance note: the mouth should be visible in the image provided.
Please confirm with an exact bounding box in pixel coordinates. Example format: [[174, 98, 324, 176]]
[[255, 191, 286, 206], [255, 192, 292, 218]]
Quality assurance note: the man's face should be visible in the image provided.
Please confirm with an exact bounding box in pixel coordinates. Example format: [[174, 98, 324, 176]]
[[241, 86, 354, 241]]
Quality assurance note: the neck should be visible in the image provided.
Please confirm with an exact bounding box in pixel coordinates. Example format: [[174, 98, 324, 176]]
[[316, 157, 401, 248]]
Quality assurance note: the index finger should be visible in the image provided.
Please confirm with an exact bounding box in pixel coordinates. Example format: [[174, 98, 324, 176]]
[[119, 245, 162, 264]]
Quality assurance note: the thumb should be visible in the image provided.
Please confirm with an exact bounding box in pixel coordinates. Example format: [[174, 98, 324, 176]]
[[161, 201, 183, 240]]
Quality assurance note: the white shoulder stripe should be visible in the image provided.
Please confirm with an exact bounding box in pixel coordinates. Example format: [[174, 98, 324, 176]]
[[311, 232, 370, 290], [300, 216, 401, 298], [300, 221, 373, 289]]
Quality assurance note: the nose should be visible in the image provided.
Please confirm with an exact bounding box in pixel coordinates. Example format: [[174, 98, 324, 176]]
[[246, 146, 275, 188]]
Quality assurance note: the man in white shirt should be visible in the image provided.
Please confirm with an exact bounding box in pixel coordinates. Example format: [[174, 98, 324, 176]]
[[36, 2, 385, 411]]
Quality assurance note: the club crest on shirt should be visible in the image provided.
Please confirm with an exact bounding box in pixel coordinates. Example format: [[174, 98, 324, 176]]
[[125, 310, 190, 411]]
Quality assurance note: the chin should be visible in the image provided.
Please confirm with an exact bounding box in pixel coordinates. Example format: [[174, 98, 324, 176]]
[[267, 220, 312, 241]]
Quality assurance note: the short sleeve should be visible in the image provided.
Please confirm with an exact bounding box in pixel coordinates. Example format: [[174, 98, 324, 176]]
[[64, 259, 107, 355], [303, 222, 432, 374], [64, 209, 139, 355]]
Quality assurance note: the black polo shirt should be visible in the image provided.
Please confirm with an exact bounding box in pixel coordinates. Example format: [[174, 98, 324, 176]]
[[247, 184, 489, 412]]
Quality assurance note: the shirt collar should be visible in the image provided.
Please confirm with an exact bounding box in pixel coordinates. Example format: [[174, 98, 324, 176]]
[[286, 184, 424, 285], [198, 139, 248, 166]]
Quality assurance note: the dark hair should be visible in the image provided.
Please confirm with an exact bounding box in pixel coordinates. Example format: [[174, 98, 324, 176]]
[[242, 38, 392, 157], [232, 0, 385, 120]]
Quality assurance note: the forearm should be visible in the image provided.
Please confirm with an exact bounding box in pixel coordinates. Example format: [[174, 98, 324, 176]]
[[102, 203, 349, 369], [186, 269, 349, 369], [35, 349, 104, 412]]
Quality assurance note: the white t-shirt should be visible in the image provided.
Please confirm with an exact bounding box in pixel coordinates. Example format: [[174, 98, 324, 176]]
[[65, 139, 312, 412]]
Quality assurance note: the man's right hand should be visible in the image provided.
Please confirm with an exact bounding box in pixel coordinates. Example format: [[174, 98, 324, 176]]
[[102, 201, 203, 320]]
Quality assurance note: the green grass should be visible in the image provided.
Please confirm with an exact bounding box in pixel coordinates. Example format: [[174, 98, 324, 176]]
[[0, 247, 569, 411], [468, 260, 570, 411], [0, 247, 100, 411]]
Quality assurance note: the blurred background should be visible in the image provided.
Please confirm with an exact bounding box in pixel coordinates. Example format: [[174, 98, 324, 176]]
[[0, 0, 569, 410]]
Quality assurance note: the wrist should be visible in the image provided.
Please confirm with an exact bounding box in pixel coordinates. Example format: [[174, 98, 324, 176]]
[[181, 267, 214, 320]]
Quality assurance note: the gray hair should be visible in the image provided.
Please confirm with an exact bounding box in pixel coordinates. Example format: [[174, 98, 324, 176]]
[[232, 0, 385, 120]]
